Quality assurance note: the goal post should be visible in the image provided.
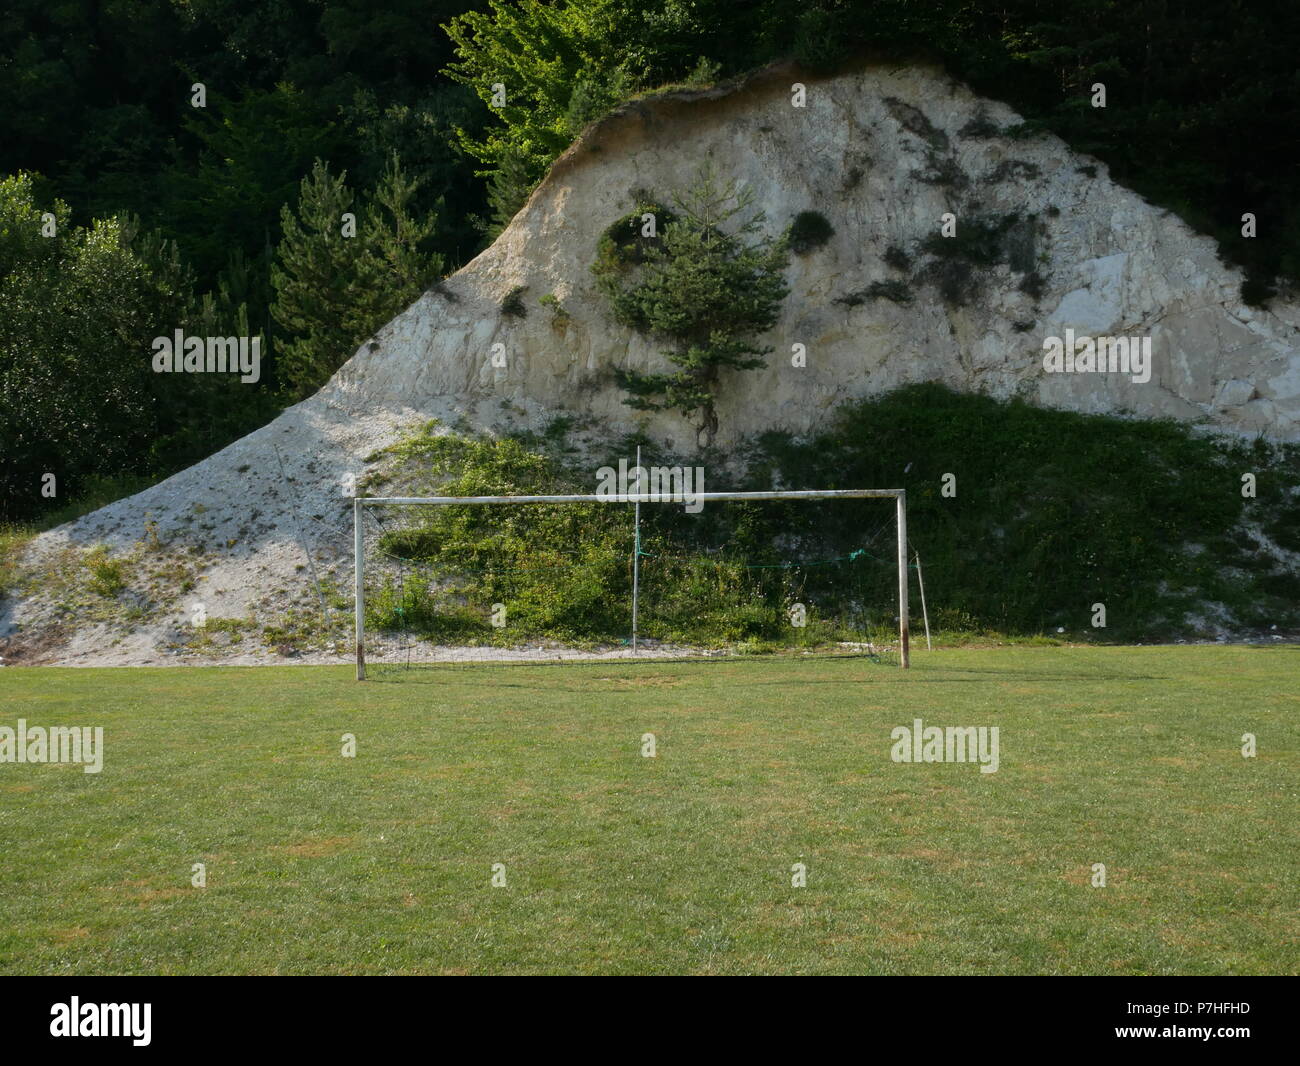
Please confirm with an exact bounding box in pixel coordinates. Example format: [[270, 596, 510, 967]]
[[353, 488, 909, 679]]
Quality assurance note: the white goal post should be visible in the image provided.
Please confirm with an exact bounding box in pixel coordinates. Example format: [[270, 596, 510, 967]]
[[352, 488, 909, 679]]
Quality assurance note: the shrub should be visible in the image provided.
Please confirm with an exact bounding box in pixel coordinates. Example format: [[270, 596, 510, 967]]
[[85, 547, 126, 597], [866, 280, 912, 304], [539, 292, 570, 322], [501, 285, 528, 317], [593, 201, 676, 273], [367, 427, 870, 647], [835, 281, 912, 306], [683, 56, 721, 87], [920, 214, 1019, 267], [922, 258, 977, 306], [1019, 270, 1046, 300], [919, 214, 1026, 306], [744, 383, 1300, 641], [788, 210, 835, 255], [883, 245, 911, 272], [360, 401, 1300, 646]]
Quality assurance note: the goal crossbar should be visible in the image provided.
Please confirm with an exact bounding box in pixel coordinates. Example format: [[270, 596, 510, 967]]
[[353, 489, 909, 677]]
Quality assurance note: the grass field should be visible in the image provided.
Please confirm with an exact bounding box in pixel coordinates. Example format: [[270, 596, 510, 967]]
[[0, 646, 1295, 975]]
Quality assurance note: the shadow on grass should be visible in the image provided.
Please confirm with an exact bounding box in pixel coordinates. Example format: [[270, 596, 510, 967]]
[[364, 652, 1170, 687]]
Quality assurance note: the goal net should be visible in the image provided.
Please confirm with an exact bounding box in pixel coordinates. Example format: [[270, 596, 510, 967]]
[[353, 489, 910, 678]]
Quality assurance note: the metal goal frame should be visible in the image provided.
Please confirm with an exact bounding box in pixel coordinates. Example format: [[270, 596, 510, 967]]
[[352, 488, 909, 679]]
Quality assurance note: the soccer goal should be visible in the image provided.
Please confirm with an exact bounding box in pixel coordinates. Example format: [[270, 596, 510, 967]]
[[352, 488, 910, 679]]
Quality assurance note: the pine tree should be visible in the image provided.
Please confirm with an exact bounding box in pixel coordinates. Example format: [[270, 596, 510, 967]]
[[348, 154, 442, 338], [271, 160, 362, 396], [272, 157, 443, 396], [594, 166, 790, 446]]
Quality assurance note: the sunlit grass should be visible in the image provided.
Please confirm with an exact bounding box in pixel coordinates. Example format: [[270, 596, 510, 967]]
[[0, 645, 1295, 974]]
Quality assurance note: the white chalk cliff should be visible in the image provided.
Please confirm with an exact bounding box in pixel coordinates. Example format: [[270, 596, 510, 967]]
[[6, 60, 1299, 663]]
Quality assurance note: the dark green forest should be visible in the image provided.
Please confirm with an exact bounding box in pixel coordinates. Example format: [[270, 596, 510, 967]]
[[3, 0, 1298, 521]]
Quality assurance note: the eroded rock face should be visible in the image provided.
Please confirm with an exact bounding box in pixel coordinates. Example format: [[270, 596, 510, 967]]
[[326, 61, 1300, 446], [5, 61, 1298, 663]]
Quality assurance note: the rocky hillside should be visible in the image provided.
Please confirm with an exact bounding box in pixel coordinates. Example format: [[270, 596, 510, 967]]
[[4, 60, 1298, 665]]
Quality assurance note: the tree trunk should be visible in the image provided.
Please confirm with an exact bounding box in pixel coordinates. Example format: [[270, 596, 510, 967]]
[[697, 402, 719, 448]]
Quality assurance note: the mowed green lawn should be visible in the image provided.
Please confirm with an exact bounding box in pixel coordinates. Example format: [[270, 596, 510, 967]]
[[0, 646, 1295, 975]]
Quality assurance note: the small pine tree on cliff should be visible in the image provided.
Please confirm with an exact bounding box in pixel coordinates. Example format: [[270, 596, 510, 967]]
[[593, 165, 789, 447]]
